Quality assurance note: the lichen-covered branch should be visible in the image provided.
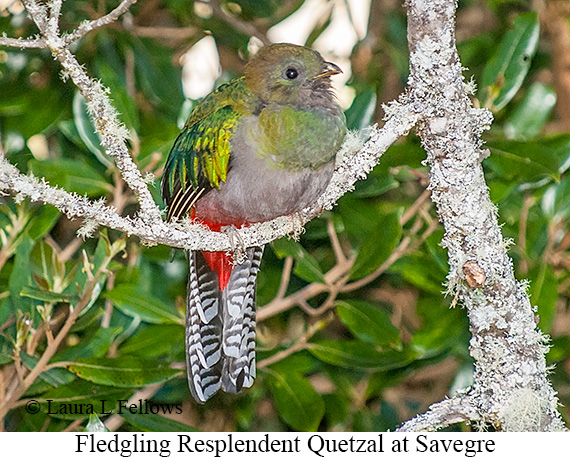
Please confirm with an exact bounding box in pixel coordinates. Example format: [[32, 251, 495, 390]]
[[398, 0, 566, 431], [63, 0, 138, 45], [0, 35, 45, 48], [397, 395, 481, 432], [22, 0, 161, 225]]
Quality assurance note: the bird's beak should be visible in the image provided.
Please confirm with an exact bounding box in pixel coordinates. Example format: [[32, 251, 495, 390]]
[[316, 61, 342, 78]]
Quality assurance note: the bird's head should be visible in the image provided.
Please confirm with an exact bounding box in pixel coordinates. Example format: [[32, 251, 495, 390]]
[[245, 43, 342, 105]]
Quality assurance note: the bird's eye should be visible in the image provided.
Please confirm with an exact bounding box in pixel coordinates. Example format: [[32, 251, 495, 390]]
[[285, 67, 299, 80]]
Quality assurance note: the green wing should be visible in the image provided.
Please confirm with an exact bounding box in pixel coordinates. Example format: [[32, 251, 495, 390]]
[[161, 81, 244, 221]]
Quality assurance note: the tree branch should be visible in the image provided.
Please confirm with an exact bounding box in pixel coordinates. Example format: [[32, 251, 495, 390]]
[[0, 35, 46, 48], [63, 0, 138, 45], [396, 395, 481, 432], [397, 0, 566, 431]]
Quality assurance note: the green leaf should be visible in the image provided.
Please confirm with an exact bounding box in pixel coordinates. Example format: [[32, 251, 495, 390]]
[[458, 32, 497, 70], [323, 393, 349, 427], [337, 197, 384, 244], [54, 327, 122, 361], [72, 92, 114, 168], [28, 158, 112, 197], [265, 368, 324, 431], [25, 205, 60, 241], [412, 297, 469, 356], [350, 210, 402, 280], [308, 341, 418, 370], [133, 38, 183, 117], [336, 300, 400, 347], [272, 238, 325, 283], [390, 253, 445, 295], [86, 414, 109, 432], [71, 235, 109, 301], [9, 236, 36, 315], [67, 357, 180, 387], [121, 409, 198, 432], [345, 87, 377, 130], [1, 88, 65, 139], [542, 177, 570, 222], [105, 285, 183, 325], [119, 324, 185, 359], [353, 172, 399, 198], [504, 83, 556, 140], [486, 135, 570, 189], [236, 0, 303, 21], [480, 12, 539, 111], [20, 353, 75, 387], [529, 264, 557, 333], [20, 286, 76, 303], [305, 7, 333, 48], [258, 350, 316, 374], [548, 336, 570, 364]]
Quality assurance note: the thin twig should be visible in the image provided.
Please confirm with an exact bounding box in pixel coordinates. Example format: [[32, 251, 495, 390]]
[[274, 257, 294, 301], [258, 261, 347, 322], [258, 314, 334, 369], [58, 238, 83, 263], [101, 273, 116, 328], [401, 188, 431, 225], [208, 0, 270, 45], [62, 418, 85, 432], [63, 0, 138, 45], [0, 36, 47, 48], [48, 0, 63, 33], [103, 383, 164, 431], [131, 26, 197, 40], [342, 209, 438, 293], [327, 218, 347, 263], [396, 395, 481, 432], [518, 192, 533, 275], [341, 237, 412, 293]]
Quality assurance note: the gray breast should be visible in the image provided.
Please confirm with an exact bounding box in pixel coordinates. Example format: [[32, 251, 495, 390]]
[[193, 115, 336, 225]]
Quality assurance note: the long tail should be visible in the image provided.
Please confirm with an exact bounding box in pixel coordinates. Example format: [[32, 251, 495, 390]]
[[185, 246, 264, 403]]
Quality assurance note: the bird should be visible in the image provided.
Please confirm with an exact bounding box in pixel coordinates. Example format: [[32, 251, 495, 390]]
[[161, 42, 346, 403]]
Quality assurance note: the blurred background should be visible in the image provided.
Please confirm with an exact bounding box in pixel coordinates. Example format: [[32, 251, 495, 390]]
[[0, 0, 569, 432]]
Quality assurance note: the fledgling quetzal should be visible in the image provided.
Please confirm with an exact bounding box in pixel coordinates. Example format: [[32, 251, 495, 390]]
[[161, 43, 346, 403]]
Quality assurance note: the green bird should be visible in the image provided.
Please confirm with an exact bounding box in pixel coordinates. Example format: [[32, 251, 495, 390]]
[[161, 43, 346, 403]]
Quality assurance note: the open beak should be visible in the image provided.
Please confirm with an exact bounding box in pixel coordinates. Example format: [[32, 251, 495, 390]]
[[317, 61, 342, 78]]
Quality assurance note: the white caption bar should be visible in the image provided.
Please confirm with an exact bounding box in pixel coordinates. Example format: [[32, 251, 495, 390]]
[[0, 432, 567, 456]]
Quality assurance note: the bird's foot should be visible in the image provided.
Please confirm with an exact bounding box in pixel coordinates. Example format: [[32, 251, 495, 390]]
[[222, 225, 247, 265], [289, 213, 306, 241]]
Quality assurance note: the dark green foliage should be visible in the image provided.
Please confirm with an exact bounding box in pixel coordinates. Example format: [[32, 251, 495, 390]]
[[0, 1, 568, 432]]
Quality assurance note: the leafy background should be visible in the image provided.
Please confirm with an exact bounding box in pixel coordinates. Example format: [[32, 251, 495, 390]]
[[0, 0, 569, 432]]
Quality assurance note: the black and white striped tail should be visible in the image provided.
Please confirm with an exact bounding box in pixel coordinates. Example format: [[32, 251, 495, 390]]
[[186, 246, 264, 403]]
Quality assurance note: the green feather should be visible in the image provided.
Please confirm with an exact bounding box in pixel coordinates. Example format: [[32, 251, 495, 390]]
[[257, 106, 345, 170], [162, 79, 248, 202]]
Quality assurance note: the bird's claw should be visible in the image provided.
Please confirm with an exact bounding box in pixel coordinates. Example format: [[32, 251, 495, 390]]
[[222, 225, 247, 265], [289, 213, 306, 241]]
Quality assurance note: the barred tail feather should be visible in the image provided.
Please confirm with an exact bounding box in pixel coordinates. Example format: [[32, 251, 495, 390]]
[[186, 246, 264, 403], [221, 246, 264, 393], [186, 251, 223, 404]]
